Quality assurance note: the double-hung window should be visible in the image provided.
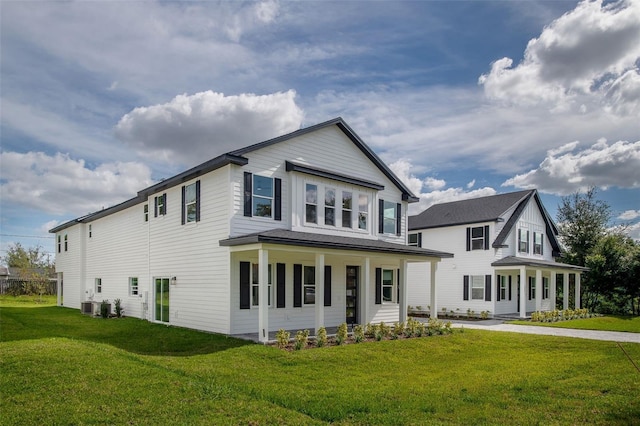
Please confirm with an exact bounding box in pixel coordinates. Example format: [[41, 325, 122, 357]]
[[305, 184, 317, 224], [471, 227, 485, 250], [471, 275, 484, 300], [144, 204, 149, 222], [57, 235, 61, 253], [408, 233, 420, 247], [382, 269, 395, 302], [324, 188, 335, 226], [253, 175, 274, 218], [542, 277, 549, 299], [358, 195, 368, 230], [499, 275, 507, 300], [182, 181, 200, 224], [533, 232, 543, 255], [304, 266, 315, 304], [383, 201, 397, 234], [518, 229, 529, 253], [129, 277, 139, 296], [528, 277, 536, 300], [155, 194, 167, 217], [342, 191, 352, 228], [251, 264, 272, 307], [95, 278, 102, 294], [64, 235, 68, 251]]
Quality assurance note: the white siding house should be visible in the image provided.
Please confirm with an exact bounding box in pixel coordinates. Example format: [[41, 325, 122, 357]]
[[407, 190, 587, 319], [51, 118, 452, 341]]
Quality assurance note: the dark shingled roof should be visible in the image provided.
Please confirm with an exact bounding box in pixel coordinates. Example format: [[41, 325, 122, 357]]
[[220, 229, 453, 258], [408, 190, 534, 230], [492, 256, 588, 272]]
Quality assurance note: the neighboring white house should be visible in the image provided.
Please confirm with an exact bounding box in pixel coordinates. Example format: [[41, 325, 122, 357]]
[[406, 190, 587, 318], [50, 118, 452, 342]]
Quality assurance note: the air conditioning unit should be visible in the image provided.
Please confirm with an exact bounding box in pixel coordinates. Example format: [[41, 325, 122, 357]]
[[81, 301, 94, 315]]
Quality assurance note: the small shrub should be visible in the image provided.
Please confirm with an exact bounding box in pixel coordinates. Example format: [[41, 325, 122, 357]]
[[100, 300, 110, 319], [316, 327, 327, 347], [336, 323, 348, 345], [275, 329, 290, 349], [480, 310, 489, 320], [353, 324, 364, 343], [379, 322, 391, 339], [394, 321, 405, 337], [365, 323, 378, 338], [114, 298, 123, 318], [294, 329, 309, 351]]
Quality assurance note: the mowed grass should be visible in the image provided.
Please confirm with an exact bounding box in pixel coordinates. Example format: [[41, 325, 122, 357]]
[[510, 315, 640, 333], [1, 299, 640, 425]]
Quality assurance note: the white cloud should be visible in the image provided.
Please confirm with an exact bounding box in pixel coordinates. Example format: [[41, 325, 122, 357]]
[[479, 0, 640, 115], [618, 210, 640, 220], [467, 179, 476, 189], [0, 152, 153, 216], [390, 160, 497, 214], [115, 90, 304, 167], [626, 221, 640, 241], [503, 139, 640, 195]]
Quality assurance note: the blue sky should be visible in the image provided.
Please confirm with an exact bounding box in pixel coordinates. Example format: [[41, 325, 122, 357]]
[[1, 0, 639, 261]]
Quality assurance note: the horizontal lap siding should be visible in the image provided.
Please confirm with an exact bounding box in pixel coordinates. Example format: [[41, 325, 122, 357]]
[[149, 167, 231, 334], [55, 226, 84, 309]]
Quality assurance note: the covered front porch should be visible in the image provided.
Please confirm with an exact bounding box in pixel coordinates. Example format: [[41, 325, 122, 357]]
[[491, 256, 589, 318], [221, 229, 452, 342]]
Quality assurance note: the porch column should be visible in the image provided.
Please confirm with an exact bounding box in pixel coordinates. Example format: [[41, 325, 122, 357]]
[[535, 269, 542, 312], [430, 260, 438, 319], [550, 270, 557, 311], [563, 272, 569, 310], [258, 249, 269, 343], [575, 273, 581, 309], [519, 266, 527, 318], [399, 259, 408, 322], [315, 253, 325, 333], [362, 257, 370, 324]]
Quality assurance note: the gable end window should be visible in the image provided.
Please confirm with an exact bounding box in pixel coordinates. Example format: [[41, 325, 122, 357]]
[[182, 180, 201, 224], [533, 232, 543, 255], [466, 225, 489, 251], [518, 229, 530, 253], [243, 173, 282, 221], [154, 193, 167, 217]]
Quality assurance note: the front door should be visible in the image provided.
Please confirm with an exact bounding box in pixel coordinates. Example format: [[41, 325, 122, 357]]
[[346, 266, 358, 324], [155, 278, 170, 323]]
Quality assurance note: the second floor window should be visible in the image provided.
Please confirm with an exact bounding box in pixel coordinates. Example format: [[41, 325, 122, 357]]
[[518, 229, 529, 253], [154, 194, 167, 216], [408, 233, 421, 247], [325, 188, 335, 226], [64, 235, 68, 251], [182, 181, 200, 224], [57, 235, 61, 253], [342, 191, 352, 228], [533, 232, 543, 255], [253, 175, 274, 218], [144, 204, 149, 222], [358, 195, 368, 230], [382, 201, 398, 234], [305, 184, 317, 224]]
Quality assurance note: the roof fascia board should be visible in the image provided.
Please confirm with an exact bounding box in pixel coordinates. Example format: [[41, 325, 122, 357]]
[[285, 161, 385, 190], [491, 191, 535, 248], [409, 219, 500, 232]]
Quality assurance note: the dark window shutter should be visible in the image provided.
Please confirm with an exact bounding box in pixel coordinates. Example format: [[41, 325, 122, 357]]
[[162, 194, 167, 215], [378, 199, 384, 234], [466, 227, 471, 251], [463, 275, 469, 300], [154, 196, 158, 217], [540, 234, 544, 256], [397, 268, 401, 304], [484, 225, 490, 250], [324, 265, 331, 307], [528, 277, 533, 300], [496, 275, 501, 302], [526, 230, 530, 253], [396, 203, 402, 236], [243, 172, 252, 217], [181, 186, 186, 225], [293, 264, 302, 307], [508, 275, 512, 300], [375, 268, 382, 304], [195, 180, 201, 222], [276, 263, 285, 308], [274, 178, 282, 221], [418, 233, 422, 248], [239, 262, 250, 309], [485, 275, 492, 301]]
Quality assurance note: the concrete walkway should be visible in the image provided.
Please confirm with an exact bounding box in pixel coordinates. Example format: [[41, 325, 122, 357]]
[[446, 319, 640, 344]]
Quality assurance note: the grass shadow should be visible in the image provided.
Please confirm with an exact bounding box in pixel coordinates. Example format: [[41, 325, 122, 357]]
[[0, 305, 254, 356]]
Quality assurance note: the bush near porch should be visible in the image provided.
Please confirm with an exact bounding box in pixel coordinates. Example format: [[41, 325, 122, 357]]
[[1, 297, 639, 425]]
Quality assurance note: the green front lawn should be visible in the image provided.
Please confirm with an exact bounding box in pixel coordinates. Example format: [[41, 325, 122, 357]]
[[510, 315, 640, 333], [1, 299, 639, 425]]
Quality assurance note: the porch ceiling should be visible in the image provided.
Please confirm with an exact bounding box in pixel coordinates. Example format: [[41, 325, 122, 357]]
[[220, 229, 453, 258], [491, 256, 588, 271]]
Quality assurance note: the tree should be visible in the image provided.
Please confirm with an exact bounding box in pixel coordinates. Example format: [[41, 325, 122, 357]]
[[2, 243, 54, 299], [557, 187, 611, 267]]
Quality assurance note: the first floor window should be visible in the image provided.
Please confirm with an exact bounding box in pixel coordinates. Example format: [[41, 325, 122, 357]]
[[471, 275, 484, 300], [305, 184, 317, 224], [499, 275, 507, 300], [251, 264, 272, 306], [253, 175, 274, 218], [382, 269, 395, 302], [542, 277, 549, 299], [325, 188, 335, 226], [129, 277, 139, 296], [358, 195, 368, 230], [528, 277, 536, 300], [304, 266, 315, 304], [95, 278, 102, 294]]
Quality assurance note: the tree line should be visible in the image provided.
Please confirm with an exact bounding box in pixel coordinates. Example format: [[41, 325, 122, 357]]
[[557, 188, 640, 316]]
